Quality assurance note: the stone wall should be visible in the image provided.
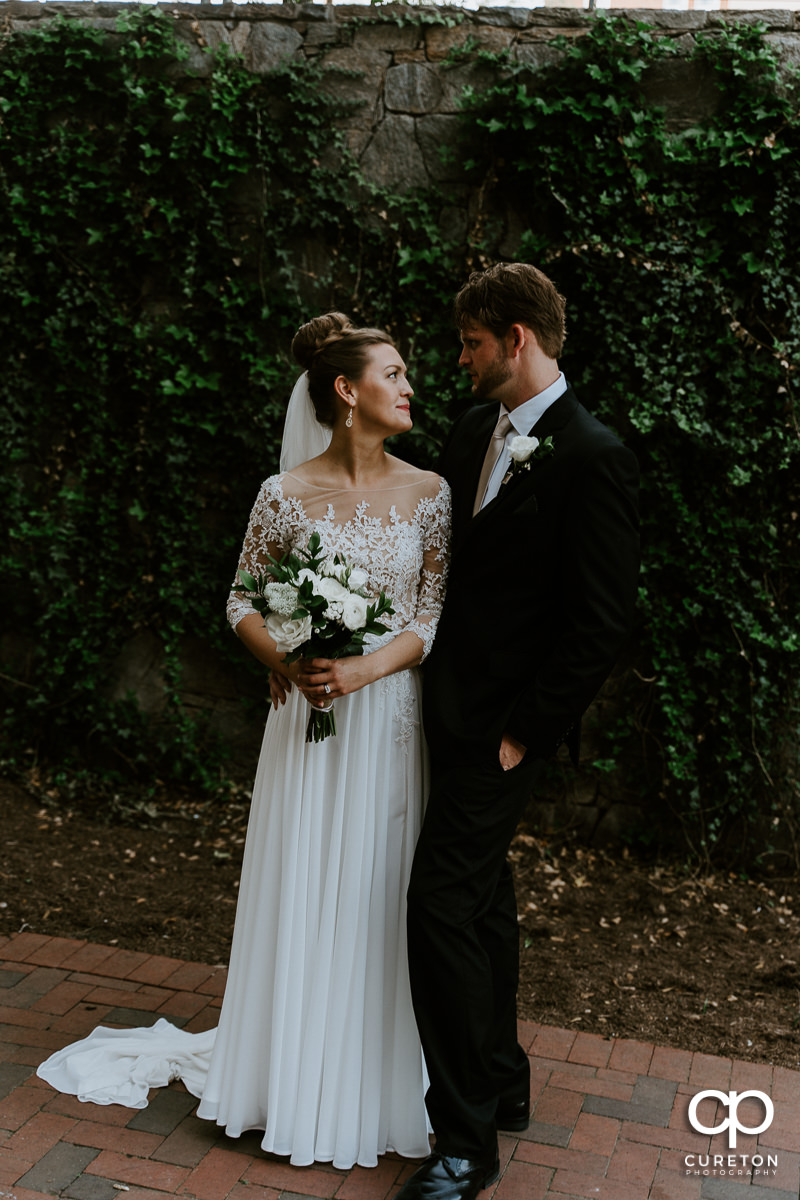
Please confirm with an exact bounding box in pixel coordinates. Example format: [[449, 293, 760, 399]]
[[4, 3, 800, 202]]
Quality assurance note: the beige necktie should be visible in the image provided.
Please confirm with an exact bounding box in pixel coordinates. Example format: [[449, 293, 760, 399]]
[[473, 412, 513, 515]]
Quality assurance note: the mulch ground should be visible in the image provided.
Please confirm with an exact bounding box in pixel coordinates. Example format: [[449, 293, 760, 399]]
[[3, 776, 800, 1072]]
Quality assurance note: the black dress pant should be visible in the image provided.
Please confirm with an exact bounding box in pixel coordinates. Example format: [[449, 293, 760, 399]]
[[406, 753, 543, 1159]]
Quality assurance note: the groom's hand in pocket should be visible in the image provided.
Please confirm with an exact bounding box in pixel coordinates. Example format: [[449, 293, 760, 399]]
[[499, 732, 527, 772]]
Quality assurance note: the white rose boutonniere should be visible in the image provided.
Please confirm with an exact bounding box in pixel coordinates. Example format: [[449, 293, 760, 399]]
[[508, 435, 539, 463], [504, 434, 555, 484]]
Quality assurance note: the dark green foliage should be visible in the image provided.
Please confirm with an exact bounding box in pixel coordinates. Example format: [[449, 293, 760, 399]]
[[0, 10, 461, 802], [1, 11, 798, 857], [461, 16, 799, 858]]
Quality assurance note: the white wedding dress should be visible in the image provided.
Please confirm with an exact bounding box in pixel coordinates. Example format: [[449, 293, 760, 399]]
[[38, 465, 451, 1172]]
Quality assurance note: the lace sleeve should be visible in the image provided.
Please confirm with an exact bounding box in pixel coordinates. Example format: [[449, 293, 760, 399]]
[[226, 478, 287, 630], [406, 477, 452, 662]]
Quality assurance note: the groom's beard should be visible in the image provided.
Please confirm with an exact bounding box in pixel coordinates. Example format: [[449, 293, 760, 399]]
[[472, 348, 512, 401]]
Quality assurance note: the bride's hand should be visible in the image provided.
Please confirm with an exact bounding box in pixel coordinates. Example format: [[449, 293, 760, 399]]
[[268, 668, 292, 709], [271, 660, 312, 707], [296, 656, 376, 705]]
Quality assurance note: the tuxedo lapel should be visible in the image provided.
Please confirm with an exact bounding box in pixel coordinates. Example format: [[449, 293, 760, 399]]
[[529, 388, 578, 440], [472, 389, 580, 526]]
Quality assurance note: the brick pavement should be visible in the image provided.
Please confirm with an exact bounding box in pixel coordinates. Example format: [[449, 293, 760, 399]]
[[2, 932, 798, 1200]]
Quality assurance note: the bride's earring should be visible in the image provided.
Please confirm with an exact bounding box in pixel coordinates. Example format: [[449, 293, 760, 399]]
[[346, 406, 354, 429]]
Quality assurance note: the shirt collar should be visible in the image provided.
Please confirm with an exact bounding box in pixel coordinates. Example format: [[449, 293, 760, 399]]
[[502, 372, 567, 436]]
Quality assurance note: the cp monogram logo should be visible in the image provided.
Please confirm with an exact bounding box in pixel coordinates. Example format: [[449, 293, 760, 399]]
[[688, 1090, 774, 1149]]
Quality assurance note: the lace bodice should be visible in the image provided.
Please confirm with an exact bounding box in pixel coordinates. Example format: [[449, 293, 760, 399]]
[[227, 469, 451, 662]]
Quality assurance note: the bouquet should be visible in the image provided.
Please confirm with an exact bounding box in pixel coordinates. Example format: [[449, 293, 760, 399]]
[[234, 531, 394, 743]]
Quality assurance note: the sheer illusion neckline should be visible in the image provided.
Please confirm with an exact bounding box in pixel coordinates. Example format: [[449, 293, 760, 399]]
[[282, 470, 436, 493], [275, 474, 448, 534]]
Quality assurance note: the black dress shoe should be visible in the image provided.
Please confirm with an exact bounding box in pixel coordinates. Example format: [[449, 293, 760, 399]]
[[393, 1152, 500, 1200], [495, 1096, 530, 1133]]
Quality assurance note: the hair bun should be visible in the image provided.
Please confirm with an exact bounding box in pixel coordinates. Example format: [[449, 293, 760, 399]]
[[292, 312, 353, 372]]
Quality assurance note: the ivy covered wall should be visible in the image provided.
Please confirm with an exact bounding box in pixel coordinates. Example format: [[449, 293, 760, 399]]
[[1, 5, 798, 861]]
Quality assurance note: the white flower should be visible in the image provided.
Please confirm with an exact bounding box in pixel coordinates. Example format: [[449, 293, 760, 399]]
[[297, 567, 322, 592], [508, 435, 539, 463], [324, 601, 344, 623], [347, 567, 368, 591], [342, 593, 369, 631], [265, 611, 312, 653], [264, 582, 300, 616], [317, 576, 349, 603], [320, 556, 347, 582]]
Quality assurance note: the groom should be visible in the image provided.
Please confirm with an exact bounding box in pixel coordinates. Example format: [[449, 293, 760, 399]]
[[397, 263, 640, 1200]]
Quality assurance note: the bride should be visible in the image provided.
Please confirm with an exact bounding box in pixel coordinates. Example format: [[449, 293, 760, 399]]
[[37, 312, 452, 1171]]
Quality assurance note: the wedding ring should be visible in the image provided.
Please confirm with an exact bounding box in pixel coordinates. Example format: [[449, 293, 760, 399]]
[[324, 683, 331, 695]]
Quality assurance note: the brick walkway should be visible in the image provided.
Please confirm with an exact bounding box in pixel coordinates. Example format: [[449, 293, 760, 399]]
[[1, 933, 798, 1200]]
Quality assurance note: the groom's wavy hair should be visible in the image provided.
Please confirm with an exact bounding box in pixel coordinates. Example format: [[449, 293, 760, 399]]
[[292, 312, 395, 427], [454, 263, 567, 359]]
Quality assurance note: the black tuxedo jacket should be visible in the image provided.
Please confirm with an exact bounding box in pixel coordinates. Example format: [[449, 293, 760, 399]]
[[423, 385, 640, 765]]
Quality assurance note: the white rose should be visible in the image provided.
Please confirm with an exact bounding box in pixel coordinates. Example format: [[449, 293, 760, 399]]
[[298, 568, 322, 592], [317, 576, 349, 603], [320, 556, 347, 582], [266, 611, 312, 653], [341, 593, 369, 631], [508, 435, 539, 463], [347, 567, 368, 591]]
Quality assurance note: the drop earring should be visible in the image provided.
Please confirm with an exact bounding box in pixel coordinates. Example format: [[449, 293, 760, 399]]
[[346, 406, 354, 429]]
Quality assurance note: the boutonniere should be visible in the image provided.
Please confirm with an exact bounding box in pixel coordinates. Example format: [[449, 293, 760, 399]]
[[501, 435, 555, 486]]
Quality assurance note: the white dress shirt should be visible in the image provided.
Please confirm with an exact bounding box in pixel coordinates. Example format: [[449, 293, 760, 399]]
[[480, 372, 568, 510]]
